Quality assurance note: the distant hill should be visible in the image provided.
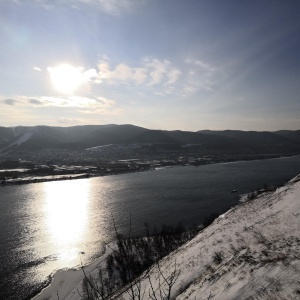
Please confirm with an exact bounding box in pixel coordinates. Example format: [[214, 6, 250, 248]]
[[198, 129, 300, 152], [275, 130, 300, 143], [0, 125, 299, 155]]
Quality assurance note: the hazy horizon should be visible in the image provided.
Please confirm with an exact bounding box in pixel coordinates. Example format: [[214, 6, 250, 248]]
[[1, 0, 300, 131], [1, 122, 300, 133]]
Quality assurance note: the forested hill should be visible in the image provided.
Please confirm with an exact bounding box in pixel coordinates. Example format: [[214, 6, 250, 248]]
[[0, 124, 300, 155]]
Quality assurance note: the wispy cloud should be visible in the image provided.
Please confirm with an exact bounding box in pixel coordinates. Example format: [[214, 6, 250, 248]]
[[194, 60, 215, 73], [85, 0, 141, 15], [93, 56, 223, 98], [179, 58, 222, 96], [185, 59, 215, 73], [97, 61, 147, 84], [144, 58, 169, 86], [56, 116, 110, 126], [96, 57, 181, 88], [7, 0, 141, 15], [28, 98, 44, 105], [33, 67, 42, 72], [166, 69, 181, 85], [0, 95, 120, 115], [3, 98, 20, 106], [57, 117, 83, 125]]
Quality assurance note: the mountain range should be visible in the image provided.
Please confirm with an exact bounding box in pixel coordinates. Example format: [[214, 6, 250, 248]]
[[0, 124, 300, 154]]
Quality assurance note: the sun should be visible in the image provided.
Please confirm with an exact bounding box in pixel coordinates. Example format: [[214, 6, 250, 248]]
[[47, 64, 85, 94]]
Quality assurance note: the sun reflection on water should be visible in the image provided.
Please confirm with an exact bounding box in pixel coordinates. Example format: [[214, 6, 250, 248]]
[[43, 179, 90, 261]]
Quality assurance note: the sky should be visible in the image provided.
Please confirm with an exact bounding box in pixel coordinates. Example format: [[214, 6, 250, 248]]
[[0, 0, 300, 131]]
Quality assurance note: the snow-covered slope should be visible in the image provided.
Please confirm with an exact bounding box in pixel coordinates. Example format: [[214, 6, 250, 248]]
[[33, 175, 300, 300], [116, 175, 300, 300], [0, 131, 33, 153], [8, 131, 33, 147]]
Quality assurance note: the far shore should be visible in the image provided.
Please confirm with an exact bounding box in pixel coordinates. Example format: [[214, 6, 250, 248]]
[[1, 153, 300, 187]]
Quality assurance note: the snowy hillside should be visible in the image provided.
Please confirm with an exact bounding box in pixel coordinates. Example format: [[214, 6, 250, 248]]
[[33, 175, 300, 300]]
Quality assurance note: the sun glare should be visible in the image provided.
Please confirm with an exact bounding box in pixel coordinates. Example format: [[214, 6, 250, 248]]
[[48, 64, 85, 94], [43, 179, 90, 248]]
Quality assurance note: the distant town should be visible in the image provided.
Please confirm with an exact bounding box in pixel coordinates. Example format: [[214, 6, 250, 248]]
[[0, 145, 291, 185]]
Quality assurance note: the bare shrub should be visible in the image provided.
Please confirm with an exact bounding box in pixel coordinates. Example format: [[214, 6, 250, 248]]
[[213, 251, 223, 265]]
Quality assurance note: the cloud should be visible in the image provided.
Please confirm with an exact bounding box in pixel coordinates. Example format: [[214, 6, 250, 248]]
[[96, 57, 181, 88], [87, 0, 140, 15], [97, 61, 148, 84], [179, 58, 223, 96], [166, 69, 181, 85], [185, 59, 215, 73], [144, 58, 169, 86], [2, 98, 20, 106], [194, 60, 215, 73], [203, 80, 216, 91], [78, 97, 122, 115], [28, 98, 44, 105], [82, 68, 98, 81], [58, 117, 81, 125], [8, 0, 141, 15], [57, 116, 110, 126], [33, 67, 42, 72], [182, 86, 198, 94], [0, 95, 120, 115], [93, 56, 224, 98]]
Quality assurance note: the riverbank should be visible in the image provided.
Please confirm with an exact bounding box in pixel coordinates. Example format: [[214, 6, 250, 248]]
[[2, 153, 299, 186]]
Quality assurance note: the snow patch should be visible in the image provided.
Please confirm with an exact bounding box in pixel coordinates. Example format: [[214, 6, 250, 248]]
[[1, 131, 33, 153]]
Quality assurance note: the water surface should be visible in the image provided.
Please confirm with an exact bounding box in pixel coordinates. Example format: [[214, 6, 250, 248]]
[[0, 156, 299, 299]]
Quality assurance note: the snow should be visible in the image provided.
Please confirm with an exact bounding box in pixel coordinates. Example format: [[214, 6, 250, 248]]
[[0, 131, 33, 152], [32, 244, 115, 300], [0, 168, 30, 172], [32, 175, 300, 300], [4, 173, 90, 184], [10, 131, 33, 146]]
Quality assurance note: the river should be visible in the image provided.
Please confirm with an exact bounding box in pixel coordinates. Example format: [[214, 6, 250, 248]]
[[0, 156, 299, 300]]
